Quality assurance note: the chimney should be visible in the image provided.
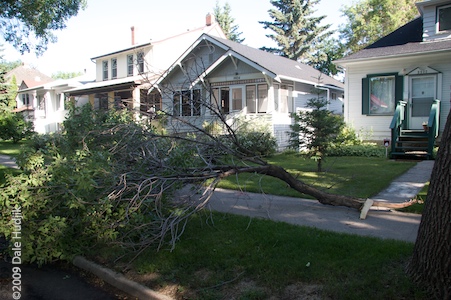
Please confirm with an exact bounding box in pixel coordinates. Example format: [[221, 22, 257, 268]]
[[206, 13, 215, 26], [131, 26, 135, 45]]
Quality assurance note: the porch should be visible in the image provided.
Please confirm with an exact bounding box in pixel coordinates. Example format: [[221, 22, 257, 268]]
[[389, 100, 440, 159]]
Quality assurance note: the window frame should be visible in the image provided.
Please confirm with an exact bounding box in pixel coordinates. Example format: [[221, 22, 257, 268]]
[[21, 94, 30, 106], [111, 58, 117, 79], [173, 89, 202, 117], [102, 60, 108, 81], [137, 52, 144, 74], [361, 73, 403, 116], [127, 54, 134, 77], [437, 4, 451, 33]]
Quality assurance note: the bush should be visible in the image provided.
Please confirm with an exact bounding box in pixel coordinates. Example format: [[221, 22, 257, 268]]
[[0, 112, 34, 143], [328, 144, 386, 157]]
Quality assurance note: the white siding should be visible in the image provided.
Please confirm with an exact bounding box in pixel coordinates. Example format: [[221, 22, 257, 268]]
[[422, 2, 451, 41], [343, 52, 451, 141]]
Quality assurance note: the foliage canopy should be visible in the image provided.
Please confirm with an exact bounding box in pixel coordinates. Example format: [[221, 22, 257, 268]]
[[0, 0, 86, 55]]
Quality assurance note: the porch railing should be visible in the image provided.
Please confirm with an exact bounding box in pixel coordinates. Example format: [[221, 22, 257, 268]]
[[389, 101, 407, 154], [427, 99, 440, 156]]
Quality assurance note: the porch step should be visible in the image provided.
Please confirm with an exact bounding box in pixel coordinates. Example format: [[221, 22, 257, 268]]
[[391, 129, 430, 159]]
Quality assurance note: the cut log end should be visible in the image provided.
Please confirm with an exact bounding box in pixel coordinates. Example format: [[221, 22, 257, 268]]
[[372, 199, 418, 209]]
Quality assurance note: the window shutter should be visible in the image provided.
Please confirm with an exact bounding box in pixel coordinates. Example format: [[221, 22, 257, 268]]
[[395, 75, 404, 104], [362, 77, 369, 115]]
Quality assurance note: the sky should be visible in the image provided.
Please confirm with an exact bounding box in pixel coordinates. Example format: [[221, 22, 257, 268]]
[[1, 0, 354, 77]]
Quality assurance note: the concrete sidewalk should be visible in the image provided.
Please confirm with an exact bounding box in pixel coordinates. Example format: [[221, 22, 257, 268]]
[[0, 154, 434, 242], [0, 155, 18, 169], [208, 160, 434, 243]]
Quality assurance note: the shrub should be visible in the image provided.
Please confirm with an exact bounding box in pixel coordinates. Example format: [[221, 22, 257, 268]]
[[0, 112, 34, 143], [328, 144, 386, 157]]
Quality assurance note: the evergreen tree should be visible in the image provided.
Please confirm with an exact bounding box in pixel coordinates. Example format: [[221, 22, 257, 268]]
[[259, 0, 331, 62], [0, 63, 33, 142], [289, 76, 344, 172], [213, 1, 245, 43], [0, 64, 10, 111]]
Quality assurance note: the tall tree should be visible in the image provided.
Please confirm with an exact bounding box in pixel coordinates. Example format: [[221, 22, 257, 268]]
[[52, 71, 84, 79], [407, 113, 451, 299], [309, 37, 345, 76], [0, 0, 86, 55], [339, 0, 419, 54], [259, 0, 331, 63], [213, 1, 245, 43]]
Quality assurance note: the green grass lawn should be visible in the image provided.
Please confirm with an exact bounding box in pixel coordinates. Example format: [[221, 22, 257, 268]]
[[1, 141, 428, 298], [0, 140, 24, 184], [0, 140, 28, 157], [218, 153, 416, 199], [95, 211, 428, 300]]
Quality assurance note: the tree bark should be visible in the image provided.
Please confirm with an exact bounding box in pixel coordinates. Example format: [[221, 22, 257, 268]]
[[407, 114, 451, 299], [218, 164, 411, 211]]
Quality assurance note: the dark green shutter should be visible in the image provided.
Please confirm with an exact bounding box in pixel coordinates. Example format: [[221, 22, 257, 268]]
[[362, 77, 369, 115], [395, 75, 404, 104]]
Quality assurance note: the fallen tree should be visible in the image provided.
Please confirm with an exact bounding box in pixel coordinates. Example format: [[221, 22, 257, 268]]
[[0, 98, 417, 265]]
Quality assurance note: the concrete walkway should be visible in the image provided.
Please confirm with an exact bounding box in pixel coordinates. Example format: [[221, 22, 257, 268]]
[[208, 160, 435, 243], [0, 155, 18, 169], [0, 155, 434, 242]]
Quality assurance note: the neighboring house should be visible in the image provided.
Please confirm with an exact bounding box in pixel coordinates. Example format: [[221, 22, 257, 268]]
[[154, 33, 344, 150], [335, 0, 451, 158], [66, 14, 226, 116], [14, 74, 93, 133], [6, 63, 54, 90]]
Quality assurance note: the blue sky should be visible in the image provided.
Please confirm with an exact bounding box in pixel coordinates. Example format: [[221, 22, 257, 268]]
[[1, 0, 353, 76]]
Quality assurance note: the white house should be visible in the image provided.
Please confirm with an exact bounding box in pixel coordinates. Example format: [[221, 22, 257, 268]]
[[335, 0, 451, 158], [154, 34, 344, 150], [66, 14, 226, 115], [14, 75, 93, 133]]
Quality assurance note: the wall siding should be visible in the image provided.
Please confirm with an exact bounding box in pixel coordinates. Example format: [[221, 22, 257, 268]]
[[344, 53, 451, 141]]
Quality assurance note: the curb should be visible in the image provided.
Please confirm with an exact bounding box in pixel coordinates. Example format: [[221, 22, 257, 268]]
[[72, 256, 172, 300]]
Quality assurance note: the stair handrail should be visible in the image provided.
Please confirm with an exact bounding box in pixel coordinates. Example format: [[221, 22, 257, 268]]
[[427, 99, 440, 157], [389, 101, 407, 154]]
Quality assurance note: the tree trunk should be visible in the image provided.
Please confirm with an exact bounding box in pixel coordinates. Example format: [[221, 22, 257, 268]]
[[407, 114, 451, 299], [220, 164, 365, 210]]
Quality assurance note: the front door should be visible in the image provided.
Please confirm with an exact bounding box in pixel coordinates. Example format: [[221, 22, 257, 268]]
[[409, 75, 436, 129]]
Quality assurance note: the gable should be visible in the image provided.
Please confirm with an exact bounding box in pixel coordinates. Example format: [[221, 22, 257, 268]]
[[207, 57, 263, 81]]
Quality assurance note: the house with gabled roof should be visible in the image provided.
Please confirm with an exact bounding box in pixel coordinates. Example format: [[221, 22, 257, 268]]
[[335, 0, 451, 159], [154, 33, 344, 149], [66, 14, 226, 115], [14, 74, 93, 133]]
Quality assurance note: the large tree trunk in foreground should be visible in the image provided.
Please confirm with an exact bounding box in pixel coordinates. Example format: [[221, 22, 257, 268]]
[[407, 115, 451, 299]]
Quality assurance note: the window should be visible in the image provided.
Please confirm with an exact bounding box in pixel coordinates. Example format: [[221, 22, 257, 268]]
[[111, 58, 117, 79], [137, 52, 144, 73], [140, 90, 161, 115], [127, 54, 134, 76], [438, 4, 451, 32], [231, 88, 242, 111], [361, 74, 403, 115], [102, 61, 108, 80], [56, 93, 61, 111], [21, 94, 30, 106], [279, 85, 293, 113], [38, 95, 45, 110], [257, 84, 268, 113], [173, 89, 201, 116], [211, 87, 230, 114], [246, 84, 268, 113], [246, 85, 256, 113]]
